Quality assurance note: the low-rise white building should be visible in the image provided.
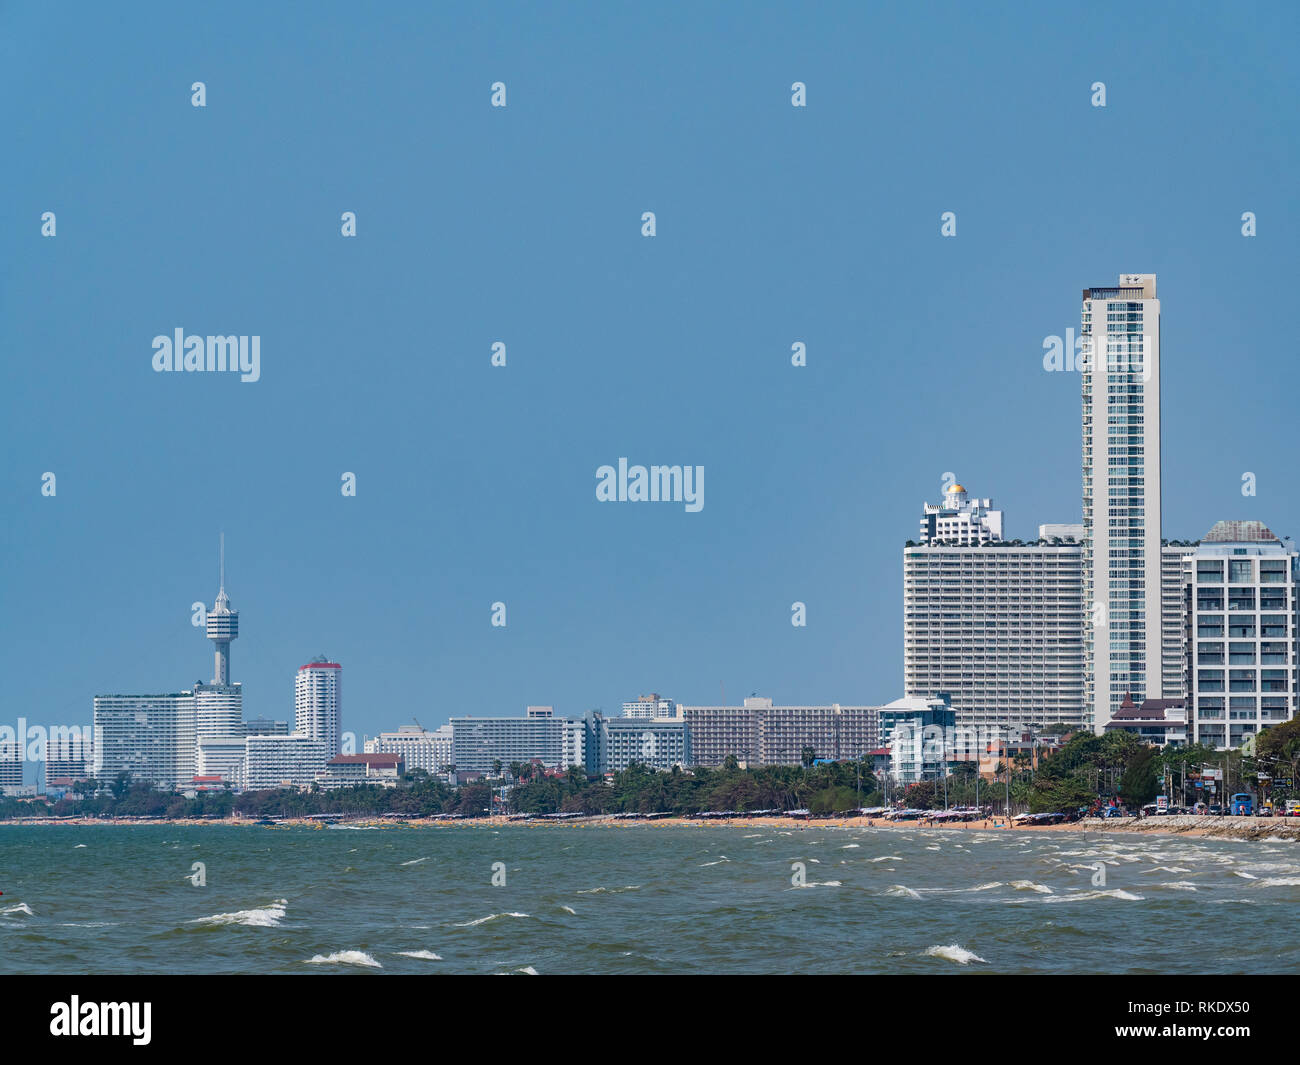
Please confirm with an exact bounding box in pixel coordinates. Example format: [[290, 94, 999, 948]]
[[320, 753, 405, 788], [197, 736, 248, 788]]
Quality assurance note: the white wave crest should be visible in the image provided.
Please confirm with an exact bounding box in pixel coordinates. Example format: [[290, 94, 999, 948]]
[[192, 899, 287, 927], [924, 944, 987, 965], [306, 950, 381, 968]]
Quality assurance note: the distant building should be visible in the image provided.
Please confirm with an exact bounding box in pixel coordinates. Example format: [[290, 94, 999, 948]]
[[0, 743, 21, 791], [680, 697, 879, 767], [93, 693, 197, 789], [1186, 521, 1300, 749], [919, 483, 1003, 546], [45, 733, 93, 786], [196, 736, 248, 787], [296, 658, 342, 757], [586, 713, 690, 773], [365, 724, 452, 774], [245, 718, 291, 736], [622, 694, 679, 720], [450, 707, 585, 773], [1082, 275, 1163, 732], [321, 753, 405, 788], [244, 734, 328, 790], [903, 536, 1086, 732], [1103, 696, 1188, 747], [878, 695, 957, 785], [194, 682, 244, 745]]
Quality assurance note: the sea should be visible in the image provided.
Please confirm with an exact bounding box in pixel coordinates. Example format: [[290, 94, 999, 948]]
[[2, 823, 1297, 974]]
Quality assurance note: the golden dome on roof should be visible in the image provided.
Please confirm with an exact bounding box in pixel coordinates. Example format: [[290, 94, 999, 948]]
[[946, 483, 967, 494]]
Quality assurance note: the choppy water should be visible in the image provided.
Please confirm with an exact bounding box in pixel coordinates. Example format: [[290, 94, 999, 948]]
[[1, 824, 1297, 974]]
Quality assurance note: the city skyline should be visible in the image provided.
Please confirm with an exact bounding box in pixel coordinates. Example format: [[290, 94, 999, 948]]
[[4, 3, 1295, 761]]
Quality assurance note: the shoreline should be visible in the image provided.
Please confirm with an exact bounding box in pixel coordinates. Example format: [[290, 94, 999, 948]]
[[3, 813, 1298, 841]]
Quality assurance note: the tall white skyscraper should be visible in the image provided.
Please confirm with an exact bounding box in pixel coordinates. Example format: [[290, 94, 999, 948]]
[[295, 657, 342, 756], [1081, 273, 1162, 733]]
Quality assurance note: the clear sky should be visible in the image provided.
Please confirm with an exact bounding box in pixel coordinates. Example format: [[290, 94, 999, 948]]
[[2, 2, 1297, 762]]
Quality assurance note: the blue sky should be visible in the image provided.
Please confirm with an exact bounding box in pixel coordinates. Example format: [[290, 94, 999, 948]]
[[2, 1, 1297, 762]]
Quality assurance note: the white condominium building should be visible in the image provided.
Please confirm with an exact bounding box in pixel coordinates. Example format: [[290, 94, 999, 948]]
[[245, 734, 328, 790], [450, 707, 585, 773], [93, 693, 197, 788], [586, 713, 690, 773], [364, 724, 453, 774], [680, 697, 879, 767], [1186, 521, 1300, 750], [903, 539, 1086, 731], [919, 483, 1003, 545], [622, 693, 679, 720], [1081, 273, 1163, 732], [295, 658, 342, 757]]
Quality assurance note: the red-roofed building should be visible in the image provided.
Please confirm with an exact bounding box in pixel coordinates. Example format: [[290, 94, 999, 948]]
[[320, 752, 404, 788]]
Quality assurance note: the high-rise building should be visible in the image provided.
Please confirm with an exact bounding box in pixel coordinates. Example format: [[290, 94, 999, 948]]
[[680, 697, 879, 767], [93, 693, 197, 788], [1161, 543, 1195, 700], [586, 713, 690, 773], [194, 682, 243, 744], [918, 483, 1003, 545], [450, 707, 585, 773], [622, 693, 679, 720], [1186, 521, 1300, 749], [45, 733, 93, 785], [295, 658, 342, 757], [1081, 273, 1162, 733], [0, 741, 21, 791], [903, 532, 1087, 731]]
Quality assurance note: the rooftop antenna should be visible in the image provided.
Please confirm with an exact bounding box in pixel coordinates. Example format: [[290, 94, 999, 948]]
[[219, 531, 226, 592]]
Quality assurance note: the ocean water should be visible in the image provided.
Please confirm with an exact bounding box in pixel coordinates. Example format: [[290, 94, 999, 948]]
[[1, 823, 1297, 974]]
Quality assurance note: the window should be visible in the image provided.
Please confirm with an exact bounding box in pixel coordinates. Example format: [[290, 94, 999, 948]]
[[1198, 669, 1225, 692], [1229, 559, 1254, 584], [1229, 669, 1256, 692]]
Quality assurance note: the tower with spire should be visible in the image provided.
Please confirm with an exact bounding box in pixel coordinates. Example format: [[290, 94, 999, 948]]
[[206, 533, 239, 686]]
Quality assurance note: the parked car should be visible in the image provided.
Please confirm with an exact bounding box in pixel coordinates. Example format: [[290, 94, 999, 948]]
[[1208, 804, 1223, 815]]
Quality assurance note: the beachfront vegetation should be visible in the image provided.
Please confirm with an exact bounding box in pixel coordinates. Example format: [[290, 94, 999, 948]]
[[0, 761, 881, 820]]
